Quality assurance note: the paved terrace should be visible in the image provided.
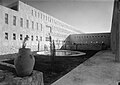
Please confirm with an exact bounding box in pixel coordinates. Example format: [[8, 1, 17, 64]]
[[52, 50, 120, 85]]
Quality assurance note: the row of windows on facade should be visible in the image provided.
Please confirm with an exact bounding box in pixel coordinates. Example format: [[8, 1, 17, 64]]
[[5, 32, 42, 41], [66, 41, 104, 44], [31, 9, 69, 28], [79, 41, 104, 44], [75, 35, 109, 38], [45, 37, 64, 44], [5, 13, 43, 31], [72, 42, 105, 45], [31, 9, 56, 24]]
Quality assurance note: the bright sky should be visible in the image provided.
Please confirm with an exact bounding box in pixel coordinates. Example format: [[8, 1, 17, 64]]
[[2, 0, 114, 33]]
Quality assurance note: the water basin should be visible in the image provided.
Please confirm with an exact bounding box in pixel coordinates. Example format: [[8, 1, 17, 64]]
[[37, 50, 86, 56]]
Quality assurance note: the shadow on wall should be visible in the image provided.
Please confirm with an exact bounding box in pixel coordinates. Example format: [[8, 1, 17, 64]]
[[60, 33, 110, 51]]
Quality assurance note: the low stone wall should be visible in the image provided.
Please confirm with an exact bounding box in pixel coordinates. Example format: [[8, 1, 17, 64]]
[[0, 70, 44, 85]]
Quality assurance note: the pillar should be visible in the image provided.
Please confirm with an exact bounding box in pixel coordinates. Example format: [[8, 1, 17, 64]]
[[111, 0, 120, 61]]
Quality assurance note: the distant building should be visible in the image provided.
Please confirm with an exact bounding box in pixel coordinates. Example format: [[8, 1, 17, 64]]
[[63, 33, 110, 50], [0, 1, 81, 55]]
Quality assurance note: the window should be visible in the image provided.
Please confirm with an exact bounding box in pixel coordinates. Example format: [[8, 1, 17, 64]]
[[40, 24, 42, 31], [46, 37, 49, 41], [32, 10, 33, 16], [40, 36, 42, 41], [35, 11, 36, 17], [20, 34, 23, 40], [50, 18, 51, 22], [26, 20, 29, 28], [36, 36, 38, 41], [31, 35, 33, 41], [20, 18, 23, 27], [26, 35, 29, 39], [36, 23, 38, 30], [32, 21, 34, 29], [46, 16, 47, 21], [13, 33, 16, 40], [38, 12, 39, 18], [43, 15, 45, 20], [50, 27, 52, 33], [51, 19, 53, 23], [41, 14, 42, 19], [5, 13, 8, 24], [5, 32, 8, 40], [48, 17, 50, 21], [13, 16, 16, 26]]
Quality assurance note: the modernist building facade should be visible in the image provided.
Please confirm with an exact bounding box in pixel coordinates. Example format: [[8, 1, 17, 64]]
[[64, 33, 110, 50], [0, 1, 81, 55]]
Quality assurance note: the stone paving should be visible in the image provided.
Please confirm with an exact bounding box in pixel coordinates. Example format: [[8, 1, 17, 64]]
[[51, 50, 120, 85]]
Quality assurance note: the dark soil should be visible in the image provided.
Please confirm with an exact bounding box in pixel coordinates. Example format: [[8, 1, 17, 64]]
[[1, 50, 98, 85]]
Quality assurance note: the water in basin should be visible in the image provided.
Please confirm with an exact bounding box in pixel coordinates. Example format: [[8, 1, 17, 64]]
[[37, 50, 86, 56]]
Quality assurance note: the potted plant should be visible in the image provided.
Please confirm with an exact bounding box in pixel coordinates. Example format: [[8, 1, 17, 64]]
[[14, 36, 35, 77]]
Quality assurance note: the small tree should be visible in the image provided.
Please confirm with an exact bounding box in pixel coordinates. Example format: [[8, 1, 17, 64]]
[[49, 34, 56, 72]]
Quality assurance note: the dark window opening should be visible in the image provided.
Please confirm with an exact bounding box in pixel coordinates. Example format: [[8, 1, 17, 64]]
[[5, 13, 8, 24], [20, 34, 22, 40], [20, 18, 23, 27], [32, 10, 33, 16], [26, 20, 29, 28], [26, 35, 29, 39], [41, 24, 42, 31], [35, 11, 36, 17], [31, 35, 33, 41], [46, 37, 49, 41], [32, 21, 34, 29], [5, 32, 8, 40], [13, 16, 16, 26], [40, 36, 42, 41], [36, 36, 38, 41], [36, 23, 38, 30], [13, 33, 16, 40]]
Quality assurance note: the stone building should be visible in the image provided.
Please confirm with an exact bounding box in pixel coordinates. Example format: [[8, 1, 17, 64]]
[[0, 1, 81, 55]]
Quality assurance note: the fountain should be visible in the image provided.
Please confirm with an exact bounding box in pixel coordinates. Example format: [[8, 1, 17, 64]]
[[37, 34, 86, 56]]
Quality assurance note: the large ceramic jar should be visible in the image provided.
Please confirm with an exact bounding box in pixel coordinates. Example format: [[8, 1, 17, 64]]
[[14, 48, 35, 77]]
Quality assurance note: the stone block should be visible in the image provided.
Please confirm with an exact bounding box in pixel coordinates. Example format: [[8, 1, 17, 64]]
[[0, 70, 44, 85]]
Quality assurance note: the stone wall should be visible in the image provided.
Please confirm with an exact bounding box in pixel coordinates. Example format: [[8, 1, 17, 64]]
[[111, 0, 120, 61]]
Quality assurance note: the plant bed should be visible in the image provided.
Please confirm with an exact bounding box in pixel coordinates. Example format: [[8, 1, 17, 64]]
[[2, 50, 98, 85]]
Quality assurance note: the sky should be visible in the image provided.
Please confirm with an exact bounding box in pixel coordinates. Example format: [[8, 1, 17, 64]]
[[1, 0, 114, 33]]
